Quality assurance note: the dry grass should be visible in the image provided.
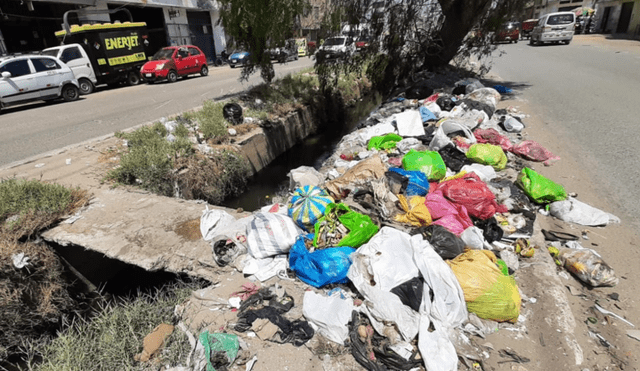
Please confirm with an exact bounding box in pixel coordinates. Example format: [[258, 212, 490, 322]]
[[174, 218, 201, 241]]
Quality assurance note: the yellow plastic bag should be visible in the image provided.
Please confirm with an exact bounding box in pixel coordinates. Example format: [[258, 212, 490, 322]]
[[447, 250, 521, 323], [394, 194, 432, 227]]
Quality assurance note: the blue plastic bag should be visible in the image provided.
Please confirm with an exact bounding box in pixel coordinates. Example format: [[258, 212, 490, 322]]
[[419, 106, 437, 122], [387, 167, 430, 196], [289, 234, 356, 288]]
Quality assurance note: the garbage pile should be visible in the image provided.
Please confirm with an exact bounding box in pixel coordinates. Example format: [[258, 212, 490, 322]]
[[161, 78, 623, 370]]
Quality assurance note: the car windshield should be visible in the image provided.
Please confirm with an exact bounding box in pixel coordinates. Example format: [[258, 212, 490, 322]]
[[41, 49, 59, 57], [153, 48, 175, 60], [548, 14, 574, 25], [324, 37, 346, 46]]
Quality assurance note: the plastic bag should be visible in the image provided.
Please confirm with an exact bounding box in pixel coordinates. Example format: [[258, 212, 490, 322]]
[[386, 167, 430, 196], [200, 207, 237, 241], [511, 140, 560, 166], [402, 149, 447, 181], [390, 277, 424, 312], [438, 144, 469, 173], [410, 225, 464, 259], [385, 169, 409, 194], [460, 164, 497, 183], [517, 167, 567, 204], [246, 212, 302, 259], [436, 95, 455, 111], [426, 191, 474, 235], [549, 197, 620, 226], [222, 103, 243, 125], [199, 331, 239, 371], [429, 120, 477, 151], [447, 250, 521, 323], [288, 185, 334, 231], [465, 88, 501, 110], [288, 165, 325, 190], [476, 217, 504, 243], [303, 291, 354, 345], [460, 226, 486, 250], [313, 203, 379, 249], [395, 194, 432, 227], [435, 172, 508, 220], [420, 106, 437, 122], [367, 133, 403, 151], [558, 248, 618, 287], [473, 128, 513, 152], [290, 234, 356, 288], [466, 143, 508, 170]]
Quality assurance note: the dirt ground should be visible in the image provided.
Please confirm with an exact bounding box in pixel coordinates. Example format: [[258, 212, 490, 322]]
[[2, 34, 640, 370]]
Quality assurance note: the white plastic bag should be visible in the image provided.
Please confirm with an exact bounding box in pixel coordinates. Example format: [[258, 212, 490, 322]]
[[246, 212, 302, 259], [394, 110, 426, 137], [549, 197, 620, 226], [425, 102, 442, 118], [303, 291, 354, 345], [460, 164, 497, 183], [460, 226, 486, 250], [429, 120, 477, 151], [465, 87, 501, 109], [396, 138, 422, 153], [411, 234, 467, 371], [242, 254, 288, 281], [200, 207, 237, 241]]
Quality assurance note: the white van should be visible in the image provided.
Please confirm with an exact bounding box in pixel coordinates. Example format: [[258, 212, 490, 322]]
[[42, 44, 96, 95], [530, 12, 575, 45]]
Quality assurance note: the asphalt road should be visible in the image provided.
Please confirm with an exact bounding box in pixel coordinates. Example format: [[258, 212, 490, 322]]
[[0, 57, 314, 167], [487, 35, 640, 226]]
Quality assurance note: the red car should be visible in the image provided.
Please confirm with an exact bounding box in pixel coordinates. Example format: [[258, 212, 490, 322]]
[[493, 22, 521, 43], [140, 45, 208, 83]]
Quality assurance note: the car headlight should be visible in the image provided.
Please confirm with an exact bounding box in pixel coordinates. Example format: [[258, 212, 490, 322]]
[[155, 64, 165, 70]]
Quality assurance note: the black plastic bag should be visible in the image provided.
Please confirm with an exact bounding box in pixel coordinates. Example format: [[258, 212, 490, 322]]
[[385, 170, 409, 195], [223, 102, 243, 125], [476, 217, 504, 243], [436, 95, 455, 111], [410, 225, 465, 260], [438, 144, 469, 173], [452, 85, 466, 95], [461, 98, 495, 117], [390, 277, 424, 312], [405, 81, 433, 100]]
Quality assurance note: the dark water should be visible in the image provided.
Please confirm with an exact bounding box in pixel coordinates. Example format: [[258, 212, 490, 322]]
[[222, 93, 382, 211]]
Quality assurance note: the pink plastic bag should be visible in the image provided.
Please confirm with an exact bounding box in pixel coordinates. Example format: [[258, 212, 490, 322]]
[[426, 191, 474, 235], [511, 140, 560, 166], [473, 128, 513, 152], [425, 93, 440, 103], [434, 173, 508, 220]]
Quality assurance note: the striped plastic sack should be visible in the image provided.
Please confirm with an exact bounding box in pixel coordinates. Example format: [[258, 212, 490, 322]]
[[246, 212, 303, 259], [288, 185, 334, 231]]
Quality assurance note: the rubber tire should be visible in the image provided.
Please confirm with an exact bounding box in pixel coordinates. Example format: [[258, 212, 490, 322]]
[[127, 72, 140, 86], [167, 70, 178, 83], [564, 39, 571, 45], [200, 65, 208, 76], [61, 84, 79, 102], [78, 78, 94, 95]]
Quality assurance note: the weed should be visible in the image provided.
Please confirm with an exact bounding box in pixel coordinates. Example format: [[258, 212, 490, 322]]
[[197, 101, 228, 141]]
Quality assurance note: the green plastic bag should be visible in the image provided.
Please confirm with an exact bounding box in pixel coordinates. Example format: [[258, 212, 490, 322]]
[[402, 149, 447, 181], [367, 133, 403, 150], [517, 167, 567, 204], [466, 143, 508, 170], [313, 203, 379, 248], [199, 331, 239, 371]]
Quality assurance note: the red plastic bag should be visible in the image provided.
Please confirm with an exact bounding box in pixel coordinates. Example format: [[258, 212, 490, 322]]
[[425, 191, 474, 235], [473, 128, 513, 152], [511, 140, 560, 166], [434, 173, 508, 220]]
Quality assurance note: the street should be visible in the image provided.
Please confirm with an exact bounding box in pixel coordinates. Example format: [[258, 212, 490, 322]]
[[0, 58, 314, 167], [488, 35, 640, 228]]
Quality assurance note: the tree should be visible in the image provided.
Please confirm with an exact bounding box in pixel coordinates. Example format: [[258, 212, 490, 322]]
[[316, 0, 527, 94], [217, 0, 307, 83]]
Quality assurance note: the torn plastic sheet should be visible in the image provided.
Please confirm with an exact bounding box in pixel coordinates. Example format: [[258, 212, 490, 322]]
[[549, 197, 620, 226], [302, 290, 354, 345]]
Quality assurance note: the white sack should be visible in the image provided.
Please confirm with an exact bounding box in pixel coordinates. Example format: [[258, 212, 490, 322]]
[[200, 207, 237, 241], [549, 198, 620, 226], [460, 226, 486, 250], [303, 291, 354, 345], [246, 212, 302, 259]]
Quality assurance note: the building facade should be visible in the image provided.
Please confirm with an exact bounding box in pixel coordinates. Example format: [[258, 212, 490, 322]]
[[0, 0, 227, 62]]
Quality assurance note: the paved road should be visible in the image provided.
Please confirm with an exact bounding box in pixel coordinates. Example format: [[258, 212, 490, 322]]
[[488, 35, 640, 226], [0, 58, 314, 167]]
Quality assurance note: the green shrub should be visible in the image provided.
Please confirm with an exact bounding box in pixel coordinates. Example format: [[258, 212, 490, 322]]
[[197, 101, 228, 140]]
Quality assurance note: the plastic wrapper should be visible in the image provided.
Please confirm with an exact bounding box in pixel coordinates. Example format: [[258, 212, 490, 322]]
[[558, 248, 618, 287]]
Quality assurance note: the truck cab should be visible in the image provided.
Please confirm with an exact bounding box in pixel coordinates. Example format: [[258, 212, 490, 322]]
[[42, 44, 96, 95]]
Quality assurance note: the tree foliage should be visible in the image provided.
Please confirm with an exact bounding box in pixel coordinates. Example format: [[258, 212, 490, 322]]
[[315, 0, 528, 94], [217, 0, 307, 83]]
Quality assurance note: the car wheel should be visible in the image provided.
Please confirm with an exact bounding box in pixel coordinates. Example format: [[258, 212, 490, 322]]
[[564, 39, 571, 45], [200, 65, 209, 76], [514, 38, 518, 43], [295, 55, 299, 60], [127, 72, 140, 86], [167, 70, 178, 83], [78, 78, 94, 95], [61, 84, 79, 102]]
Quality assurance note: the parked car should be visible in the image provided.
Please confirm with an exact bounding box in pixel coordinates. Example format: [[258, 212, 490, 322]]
[[269, 40, 298, 63], [229, 51, 251, 68], [521, 19, 538, 39], [140, 45, 208, 83], [318, 36, 356, 60], [355, 36, 372, 51], [0, 54, 80, 112], [530, 12, 576, 45], [493, 22, 520, 43]]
